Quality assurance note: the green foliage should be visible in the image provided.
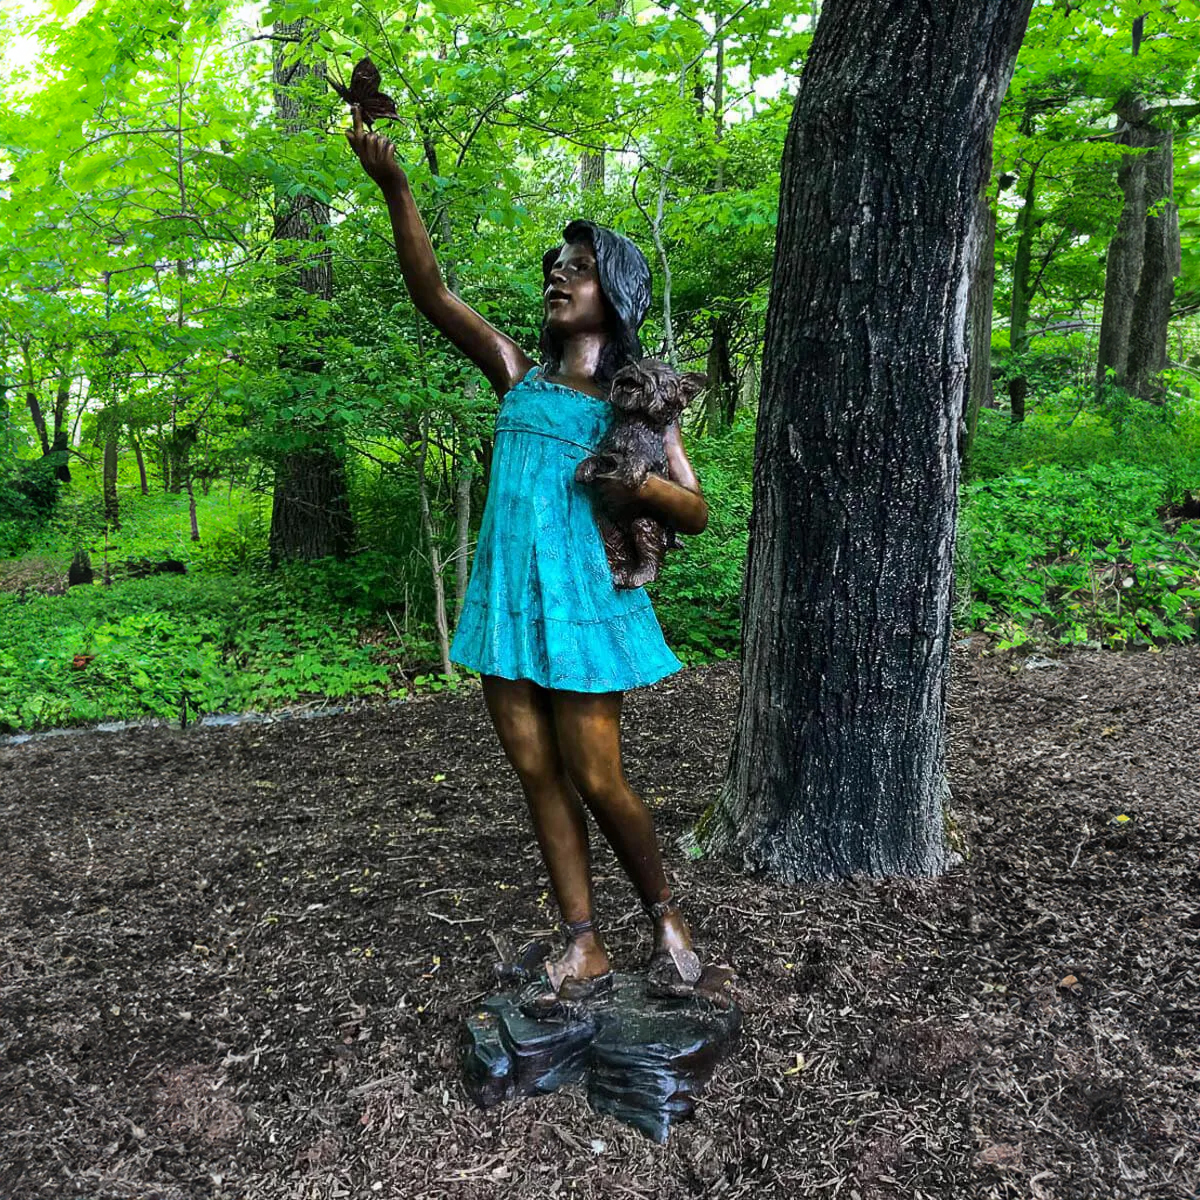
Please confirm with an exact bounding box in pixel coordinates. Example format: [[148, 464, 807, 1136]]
[[968, 382, 1200, 494], [652, 415, 754, 663], [961, 464, 1200, 649], [0, 569, 400, 733], [0, 457, 62, 557]]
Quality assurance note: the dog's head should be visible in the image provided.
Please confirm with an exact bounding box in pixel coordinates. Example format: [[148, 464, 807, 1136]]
[[609, 359, 707, 427]]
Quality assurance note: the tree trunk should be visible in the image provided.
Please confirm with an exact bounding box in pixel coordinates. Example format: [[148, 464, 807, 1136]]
[[269, 447, 352, 561], [166, 422, 197, 495], [267, 19, 354, 562], [581, 150, 605, 195], [132, 435, 149, 494], [1008, 159, 1038, 356], [103, 435, 120, 529], [703, 314, 736, 431], [453, 399, 476, 622], [416, 419, 453, 676], [701, 0, 1031, 881], [49, 362, 73, 482], [1122, 107, 1179, 402], [20, 343, 49, 457], [1094, 17, 1189, 401], [184, 471, 200, 542], [964, 191, 997, 460], [1008, 374, 1028, 423], [1095, 117, 1155, 394]]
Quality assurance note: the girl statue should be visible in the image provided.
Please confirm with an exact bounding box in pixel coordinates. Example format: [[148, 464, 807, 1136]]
[[347, 108, 709, 1004]]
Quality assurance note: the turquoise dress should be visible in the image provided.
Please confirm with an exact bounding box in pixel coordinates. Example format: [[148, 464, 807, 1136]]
[[450, 367, 682, 692]]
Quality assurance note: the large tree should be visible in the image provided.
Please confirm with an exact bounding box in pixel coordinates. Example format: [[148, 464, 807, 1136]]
[[267, 19, 354, 562], [701, 0, 1033, 880]]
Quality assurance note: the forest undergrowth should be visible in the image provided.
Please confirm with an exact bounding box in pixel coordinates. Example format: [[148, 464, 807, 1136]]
[[2, 359, 1200, 734]]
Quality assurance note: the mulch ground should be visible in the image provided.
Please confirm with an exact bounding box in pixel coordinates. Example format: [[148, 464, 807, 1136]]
[[1, 644, 1197, 1200]]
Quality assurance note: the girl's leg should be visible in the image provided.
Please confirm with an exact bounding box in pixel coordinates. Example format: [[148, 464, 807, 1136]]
[[480, 675, 609, 982], [549, 689, 695, 966]]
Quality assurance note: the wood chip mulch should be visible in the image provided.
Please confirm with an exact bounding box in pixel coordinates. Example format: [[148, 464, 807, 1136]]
[[1, 643, 1197, 1200]]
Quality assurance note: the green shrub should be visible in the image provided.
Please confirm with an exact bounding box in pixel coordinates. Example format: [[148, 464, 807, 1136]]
[[0, 458, 63, 557], [960, 463, 1200, 648], [652, 415, 753, 663], [968, 383, 1200, 494], [0, 572, 397, 732]]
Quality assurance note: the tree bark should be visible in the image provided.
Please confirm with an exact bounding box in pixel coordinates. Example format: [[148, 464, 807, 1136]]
[[48, 358, 73, 481], [166, 422, 197, 495], [1122, 104, 1180, 402], [184, 472, 200, 542], [267, 19, 354, 562], [1008, 374, 1028, 423], [964, 190, 997, 460], [1093, 17, 1193, 401], [417, 418, 453, 676], [1008, 158, 1038, 356], [453, 393, 476, 622], [701, 0, 1031, 881], [703, 314, 737, 431], [103, 434, 120, 529], [581, 150, 605, 195], [20, 343, 49, 457], [1095, 115, 1155, 394], [131, 435, 149, 495]]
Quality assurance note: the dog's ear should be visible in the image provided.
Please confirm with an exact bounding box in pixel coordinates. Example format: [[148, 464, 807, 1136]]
[[678, 372, 708, 406]]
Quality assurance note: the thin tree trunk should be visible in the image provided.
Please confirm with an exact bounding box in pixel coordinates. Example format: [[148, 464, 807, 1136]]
[[103, 434, 120, 529], [635, 161, 676, 365], [713, 17, 726, 191], [184, 471, 200, 541], [964, 190, 997, 460], [1009, 159, 1038, 356], [20, 343, 49, 457], [417, 417, 453, 676], [49, 358, 73, 481], [703, 314, 736, 431], [580, 0, 622, 194], [132, 435, 149, 495], [701, 0, 1031, 881], [453, 388, 476, 621]]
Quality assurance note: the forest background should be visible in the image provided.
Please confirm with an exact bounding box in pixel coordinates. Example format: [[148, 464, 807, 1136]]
[[1, 0, 1199, 734]]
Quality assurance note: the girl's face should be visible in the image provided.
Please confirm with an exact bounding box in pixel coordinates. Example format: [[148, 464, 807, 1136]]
[[543, 242, 607, 337]]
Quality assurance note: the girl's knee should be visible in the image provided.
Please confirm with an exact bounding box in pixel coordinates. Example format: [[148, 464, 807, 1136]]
[[569, 766, 634, 815]]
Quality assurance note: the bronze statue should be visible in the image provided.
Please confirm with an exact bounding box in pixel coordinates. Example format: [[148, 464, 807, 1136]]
[[346, 106, 715, 1004], [576, 359, 707, 589]]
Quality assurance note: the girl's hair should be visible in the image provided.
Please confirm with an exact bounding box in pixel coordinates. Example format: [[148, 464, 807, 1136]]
[[538, 219, 652, 391]]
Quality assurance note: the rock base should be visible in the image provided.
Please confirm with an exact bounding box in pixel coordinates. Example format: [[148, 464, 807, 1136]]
[[462, 972, 741, 1142]]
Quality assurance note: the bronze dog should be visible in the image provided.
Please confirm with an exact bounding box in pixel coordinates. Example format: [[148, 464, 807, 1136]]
[[576, 359, 707, 588]]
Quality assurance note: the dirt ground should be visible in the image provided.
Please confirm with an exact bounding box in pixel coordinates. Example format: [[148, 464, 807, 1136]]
[[1, 644, 1197, 1200]]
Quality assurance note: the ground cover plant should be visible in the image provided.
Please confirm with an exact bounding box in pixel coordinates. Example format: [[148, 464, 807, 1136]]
[[958, 379, 1200, 651]]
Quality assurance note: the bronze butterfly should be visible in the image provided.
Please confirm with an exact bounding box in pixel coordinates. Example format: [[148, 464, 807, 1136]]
[[329, 57, 399, 128]]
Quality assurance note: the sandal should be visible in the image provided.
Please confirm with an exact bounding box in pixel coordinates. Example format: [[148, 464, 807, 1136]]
[[644, 895, 703, 998], [522, 918, 614, 1018]]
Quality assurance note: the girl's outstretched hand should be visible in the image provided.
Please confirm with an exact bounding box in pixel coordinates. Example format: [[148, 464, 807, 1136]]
[[345, 105, 406, 191]]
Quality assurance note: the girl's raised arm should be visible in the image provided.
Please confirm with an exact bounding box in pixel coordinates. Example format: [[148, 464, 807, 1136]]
[[346, 107, 533, 398]]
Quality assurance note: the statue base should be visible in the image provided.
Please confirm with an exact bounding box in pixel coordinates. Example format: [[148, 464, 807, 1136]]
[[462, 971, 741, 1142]]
